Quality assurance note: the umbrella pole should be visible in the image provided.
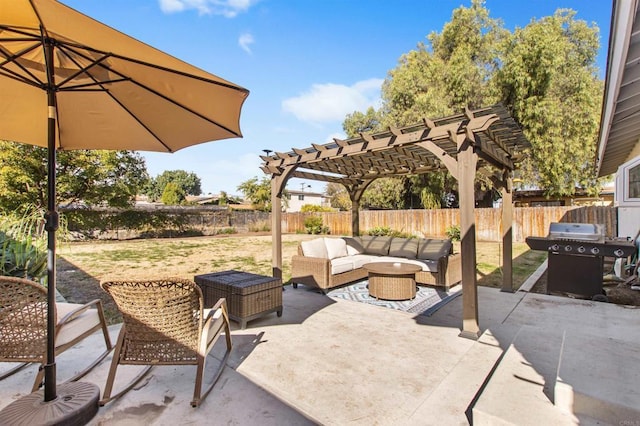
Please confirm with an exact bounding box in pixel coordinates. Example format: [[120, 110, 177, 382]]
[[44, 69, 58, 402]]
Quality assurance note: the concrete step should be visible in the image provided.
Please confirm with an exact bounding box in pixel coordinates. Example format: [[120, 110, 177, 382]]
[[472, 325, 578, 425], [555, 331, 640, 424]]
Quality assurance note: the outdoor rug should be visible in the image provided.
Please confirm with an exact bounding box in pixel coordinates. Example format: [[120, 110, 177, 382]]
[[327, 281, 462, 317]]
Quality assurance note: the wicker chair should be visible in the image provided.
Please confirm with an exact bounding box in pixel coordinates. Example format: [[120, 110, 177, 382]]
[[100, 278, 232, 407], [0, 275, 113, 391]]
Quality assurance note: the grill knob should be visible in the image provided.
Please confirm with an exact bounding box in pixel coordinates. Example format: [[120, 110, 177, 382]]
[[577, 246, 586, 253], [550, 244, 559, 251], [591, 247, 600, 255], [614, 248, 624, 257], [564, 245, 572, 252]]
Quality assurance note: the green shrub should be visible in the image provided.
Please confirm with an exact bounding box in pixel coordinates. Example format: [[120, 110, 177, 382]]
[[300, 204, 333, 212], [248, 220, 271, 232], [216, 227, 237, 235], [365, 226, 413, 238], [0, 206, 49, 282], [304, 215, 329, 234], [446, 225, 461, 241]]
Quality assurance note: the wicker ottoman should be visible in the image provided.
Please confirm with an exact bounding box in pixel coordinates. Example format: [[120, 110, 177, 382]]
[[194, 270, 283, 329]]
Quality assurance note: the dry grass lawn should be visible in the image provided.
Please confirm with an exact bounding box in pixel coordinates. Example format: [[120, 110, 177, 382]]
[[56, 233, 546, 324]]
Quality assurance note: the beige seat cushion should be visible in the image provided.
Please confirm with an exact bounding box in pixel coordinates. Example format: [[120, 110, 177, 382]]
[[330, 256, 355, 274], [55, 303, 101, 347]]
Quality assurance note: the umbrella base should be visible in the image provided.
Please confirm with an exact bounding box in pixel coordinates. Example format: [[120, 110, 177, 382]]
[[0, 381, 99, 426]]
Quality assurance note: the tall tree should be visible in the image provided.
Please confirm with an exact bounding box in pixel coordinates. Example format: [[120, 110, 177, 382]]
[[342, 0, 603, 203], [498, 9, 603, 196], [161, 182, 186, 205], [379, 0, 505, 127], [343, 107, 382, 138], [325, 182, 352, 211], [0, 141, 149, 211], [237, 176, 274, 211], [360, 178, 406, 210], [343, 0, 505, 208], [146, 170, 202, 201]]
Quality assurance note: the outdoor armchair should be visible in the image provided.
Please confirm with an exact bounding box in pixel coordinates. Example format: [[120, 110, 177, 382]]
[[99, 278, 232, 407], [0, 275, 113, 391]]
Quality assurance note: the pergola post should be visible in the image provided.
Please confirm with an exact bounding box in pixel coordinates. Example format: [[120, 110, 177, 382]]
[[351, 199, 359, 236], [270, 177, 283, 280], [457, 137, 481, 340], [500, 173, 514, 292], [347, 180, 373, 236]]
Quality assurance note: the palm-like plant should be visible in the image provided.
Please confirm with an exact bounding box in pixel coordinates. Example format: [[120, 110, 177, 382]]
[[0, 206, 50, 282]]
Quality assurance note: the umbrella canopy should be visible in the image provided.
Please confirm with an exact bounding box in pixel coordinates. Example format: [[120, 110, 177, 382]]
[[0, 0, 249, 152], [0, 0, 249, 417]]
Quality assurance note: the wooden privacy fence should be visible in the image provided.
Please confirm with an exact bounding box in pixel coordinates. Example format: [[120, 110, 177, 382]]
[[283, 206, 618, 242]]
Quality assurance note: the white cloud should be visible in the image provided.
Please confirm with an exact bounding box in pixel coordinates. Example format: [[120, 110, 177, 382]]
[[158, 0, 256, 17], [282, 78, 383, 124], [238, 33, 254, 54], [325, 132, 346, 143]]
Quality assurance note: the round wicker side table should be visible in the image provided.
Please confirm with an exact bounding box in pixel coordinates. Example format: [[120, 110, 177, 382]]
[[362, 262, 422, 300]]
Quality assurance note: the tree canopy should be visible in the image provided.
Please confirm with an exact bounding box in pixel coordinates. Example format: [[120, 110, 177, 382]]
[[237, 176, 274, 211], [339, 0, 603, 207], [0, 141, 149, 212], [498, 9, 603, 196], [145, 169, 202, 202]]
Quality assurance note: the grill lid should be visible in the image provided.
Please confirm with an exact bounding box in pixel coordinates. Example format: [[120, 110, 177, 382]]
[[547, 222, 604, 242]]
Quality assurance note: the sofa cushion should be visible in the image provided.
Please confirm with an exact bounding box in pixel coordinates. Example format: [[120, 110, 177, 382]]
[[413, 259, 439, 272], [301, 238, 328, 258], [360, 236, 391, 255], [389, 238, 418, 259], [330, 257, 355, 274], [342, 237, 364, 255], [417, 239, 452, 261], [324, 237, 348, 259], [365, 257, 436, 272], [350, 254, 381, 269]]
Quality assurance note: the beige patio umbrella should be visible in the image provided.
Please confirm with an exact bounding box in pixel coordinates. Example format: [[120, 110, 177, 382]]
[[0, 0, 248, 423]]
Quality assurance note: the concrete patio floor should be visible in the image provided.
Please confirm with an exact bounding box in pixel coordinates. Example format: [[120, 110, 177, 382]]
[[1, 278, 638, 425]]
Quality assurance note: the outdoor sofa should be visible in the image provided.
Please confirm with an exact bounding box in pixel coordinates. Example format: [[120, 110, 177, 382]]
[[290, 235, 461, 293]]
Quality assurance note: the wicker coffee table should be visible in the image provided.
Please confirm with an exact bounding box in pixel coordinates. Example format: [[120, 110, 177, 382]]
[[194, 270, 283, 329], [362, 262, 422, 300]]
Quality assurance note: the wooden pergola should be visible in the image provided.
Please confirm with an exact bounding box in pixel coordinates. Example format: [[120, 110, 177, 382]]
[[261, 104, 530, 339]]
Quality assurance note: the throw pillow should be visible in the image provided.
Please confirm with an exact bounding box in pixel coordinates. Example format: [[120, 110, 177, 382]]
[[324, 237, 348, 259], [301, 238, 328, 258], [389, 238, 419, 259], [360, 236, 391, 255], [343, 237, 364, 255], [417, 239, 452, 261]]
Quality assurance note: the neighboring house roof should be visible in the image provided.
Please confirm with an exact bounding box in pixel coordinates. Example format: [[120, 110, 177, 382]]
[[597, 0, 640, 177]]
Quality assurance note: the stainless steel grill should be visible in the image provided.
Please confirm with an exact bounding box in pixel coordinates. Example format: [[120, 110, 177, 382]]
[[547, 222, 604, 243], [526, 222, 636, 299]]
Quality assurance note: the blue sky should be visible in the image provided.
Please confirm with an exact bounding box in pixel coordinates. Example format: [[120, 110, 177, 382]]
[[64, 0, 613, 196]]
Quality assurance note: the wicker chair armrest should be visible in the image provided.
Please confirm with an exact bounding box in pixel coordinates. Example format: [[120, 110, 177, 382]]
[[203, 298, 229, 325], [56, 298, 104, 325], [291, 255, 330, 276], [200, 298, 230, 355], [291, 254, 330, 266], [442, 252, 462, 285]]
